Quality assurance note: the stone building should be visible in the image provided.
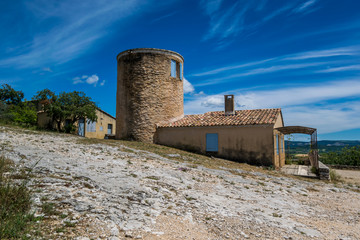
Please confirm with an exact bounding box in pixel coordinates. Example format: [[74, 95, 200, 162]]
[[115, 48, 286, 167], [115, 48, 184, 142]]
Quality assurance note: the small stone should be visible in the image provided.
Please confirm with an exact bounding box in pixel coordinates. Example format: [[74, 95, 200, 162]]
[[110, 226, 119, 236]]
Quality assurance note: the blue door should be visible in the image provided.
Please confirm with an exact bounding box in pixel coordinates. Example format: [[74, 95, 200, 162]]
[[78, 118, 85, 137], [206, 133, 218, 152], [107, 124, 113, 134]]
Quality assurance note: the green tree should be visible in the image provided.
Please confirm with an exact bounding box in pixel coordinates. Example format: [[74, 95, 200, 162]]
[[33, 90, 97, 132], [0, 84, 24, 105], [58, 91, 97, 125], [32, 88, 56, 103]]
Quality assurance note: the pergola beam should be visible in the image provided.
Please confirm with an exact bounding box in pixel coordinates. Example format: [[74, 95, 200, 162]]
[[275, 126, 316, 135]]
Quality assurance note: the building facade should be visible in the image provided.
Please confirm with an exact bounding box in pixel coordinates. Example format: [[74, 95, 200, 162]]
[[156, 107, 286, 167]]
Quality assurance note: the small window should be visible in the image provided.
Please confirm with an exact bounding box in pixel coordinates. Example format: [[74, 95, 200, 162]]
[[171, 59, 177, 77], [100, 126, 103, 131], [206, 133, 218, 152], [180, 62, 183, 80], [276, 134, 279, 155], [87, 120, 96, 132]]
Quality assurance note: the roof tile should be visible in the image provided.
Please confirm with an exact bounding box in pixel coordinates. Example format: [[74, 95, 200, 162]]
[[157, 108, 281, 128]]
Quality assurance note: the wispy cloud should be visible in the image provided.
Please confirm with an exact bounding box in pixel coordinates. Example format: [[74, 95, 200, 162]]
[[0, 0, 152, 69], [203, 1, 247, 41], [294, 0, 318, 13], [317, 65, 360, 73], [191, 45, 360, 87], [192, 58, 274, 77], [200, 0, 223, 15], [262, 3, 295, 22], [195, 61, 331, 87], [200, 0, 319, 43], [150, 12, 177, 23], [283, 46, 360, 60]]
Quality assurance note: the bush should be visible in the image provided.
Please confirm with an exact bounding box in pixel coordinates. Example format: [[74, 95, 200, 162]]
[[0, 156, 34, 239], [11, 103, 37, 126]]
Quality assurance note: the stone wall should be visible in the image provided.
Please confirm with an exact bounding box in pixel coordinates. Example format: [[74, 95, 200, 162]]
[[318, 161, 330, 180], [116, 48, 184, 143]]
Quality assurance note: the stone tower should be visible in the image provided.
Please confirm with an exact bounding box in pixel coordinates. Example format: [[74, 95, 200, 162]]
[[116, 48, 184, 142]]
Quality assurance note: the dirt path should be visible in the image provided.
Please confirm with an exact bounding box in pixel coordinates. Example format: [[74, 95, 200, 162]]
[[1, 126, 360, 239]]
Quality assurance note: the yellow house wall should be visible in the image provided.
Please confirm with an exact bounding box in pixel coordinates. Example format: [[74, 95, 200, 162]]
[[155, 125, 275, 166], [37, 109, 116, 139], [273, 114, 285, 168], [84, 110, 116, 139]]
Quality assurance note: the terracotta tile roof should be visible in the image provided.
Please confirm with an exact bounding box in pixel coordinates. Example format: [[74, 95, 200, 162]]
[[157, 108, 281, 128]]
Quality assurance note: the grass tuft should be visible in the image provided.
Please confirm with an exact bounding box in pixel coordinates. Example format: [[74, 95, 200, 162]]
[[330, 169, 342, 183]]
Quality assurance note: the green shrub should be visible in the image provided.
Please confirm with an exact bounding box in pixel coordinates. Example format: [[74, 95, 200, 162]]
[[321, 146, 360, 166], [11, 103, 37, 126], [0, 156, 34, 239]]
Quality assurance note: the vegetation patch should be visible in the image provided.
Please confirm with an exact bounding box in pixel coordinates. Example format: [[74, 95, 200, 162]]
[[0, 156, 34, 239], [329, 169, 343, 183]]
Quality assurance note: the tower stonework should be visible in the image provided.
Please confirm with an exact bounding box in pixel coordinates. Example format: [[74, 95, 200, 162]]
[[116, 48, 184, 142]]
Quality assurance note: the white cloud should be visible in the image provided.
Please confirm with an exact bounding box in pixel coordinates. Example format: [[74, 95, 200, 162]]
[[184, 79, 360, 134], [284, 103, 360, 134], [86, 75, 99, 85], [183, 78, 195, 94], [73, 74, 104, 86], [200, 95, 223, 108]]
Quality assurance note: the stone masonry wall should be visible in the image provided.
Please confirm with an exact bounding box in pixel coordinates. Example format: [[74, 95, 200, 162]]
[[116, 49, 184, 143]]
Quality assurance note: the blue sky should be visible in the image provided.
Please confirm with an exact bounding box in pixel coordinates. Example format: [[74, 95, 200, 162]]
[[1, 0, 360, 140]]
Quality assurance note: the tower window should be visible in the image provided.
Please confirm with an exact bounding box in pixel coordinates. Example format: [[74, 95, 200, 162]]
[[180, 62, 183, 80], [171, 59, 177, 77]]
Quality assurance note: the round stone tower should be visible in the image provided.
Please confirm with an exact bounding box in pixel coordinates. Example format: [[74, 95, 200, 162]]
[[116, 48, 184, 142]]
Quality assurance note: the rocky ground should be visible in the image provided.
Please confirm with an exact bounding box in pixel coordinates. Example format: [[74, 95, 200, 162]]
[[1, 125, 360, 240]]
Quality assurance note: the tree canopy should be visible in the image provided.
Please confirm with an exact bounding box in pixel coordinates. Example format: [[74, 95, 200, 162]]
[[33, 89, 97, 132], [0, 84, 24, 105]]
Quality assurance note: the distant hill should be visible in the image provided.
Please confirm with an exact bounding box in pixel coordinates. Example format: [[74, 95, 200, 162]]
[[285, 140, 360, 154]]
